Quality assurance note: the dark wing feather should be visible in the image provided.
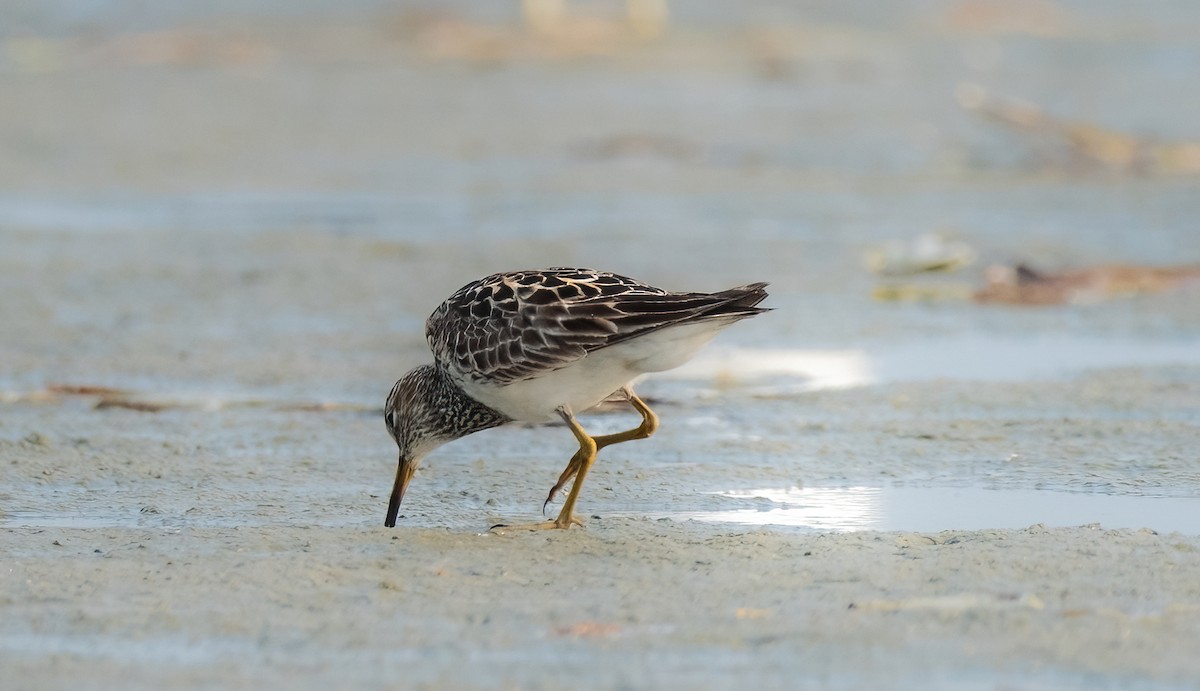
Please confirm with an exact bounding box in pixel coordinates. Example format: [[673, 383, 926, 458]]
[[427, 268, 768, 384]]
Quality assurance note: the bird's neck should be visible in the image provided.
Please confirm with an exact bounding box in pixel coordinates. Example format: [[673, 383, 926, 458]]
[[423, 364, 510, 441]]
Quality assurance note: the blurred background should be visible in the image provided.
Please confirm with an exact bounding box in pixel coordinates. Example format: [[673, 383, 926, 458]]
[[4, 6, 1200, 684], [3, 0, 1200, 403]]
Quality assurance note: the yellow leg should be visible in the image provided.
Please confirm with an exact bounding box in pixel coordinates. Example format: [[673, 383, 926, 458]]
[[543, 386, 659, 511], [490, 386, 658, 533], [548, 407, 598, 528], [491, 405, 595, 533]]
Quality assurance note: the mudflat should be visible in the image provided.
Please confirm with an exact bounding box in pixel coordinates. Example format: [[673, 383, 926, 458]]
[[3, 1, 1200, 688]]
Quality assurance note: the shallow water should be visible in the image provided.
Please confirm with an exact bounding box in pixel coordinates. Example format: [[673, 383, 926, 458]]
[[665, 335, 1200, 394], [665, 486, 1200, 534], [10, 482, 1197, 535]]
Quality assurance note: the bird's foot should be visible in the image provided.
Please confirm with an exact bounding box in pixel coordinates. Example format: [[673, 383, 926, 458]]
[[488, 513, 584, 534], [542, 476, 574, 513], [543, 449, 585, 513]]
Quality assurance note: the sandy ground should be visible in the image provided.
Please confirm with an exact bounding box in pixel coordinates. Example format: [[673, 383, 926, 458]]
[[4, 372, 1199, 689], [3, 1, 1200, 689], [4, 522, 1200, 689]]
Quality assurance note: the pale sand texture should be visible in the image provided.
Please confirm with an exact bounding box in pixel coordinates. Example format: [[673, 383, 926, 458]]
[[4, 521, 1200, 689], [4, 1, 1200, 688]]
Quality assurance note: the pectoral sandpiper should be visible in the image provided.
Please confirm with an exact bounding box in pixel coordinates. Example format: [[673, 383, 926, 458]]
[[383, 268, 769, 531]]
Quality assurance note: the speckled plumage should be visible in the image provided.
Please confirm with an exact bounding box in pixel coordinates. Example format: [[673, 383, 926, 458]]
[[384, 364, 509, 460], [383, 268, 769, 528], [427, 268, 767, 385]]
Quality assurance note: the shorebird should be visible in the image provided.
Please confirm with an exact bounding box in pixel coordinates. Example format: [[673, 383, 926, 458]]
[[383, 268, 769, 530]]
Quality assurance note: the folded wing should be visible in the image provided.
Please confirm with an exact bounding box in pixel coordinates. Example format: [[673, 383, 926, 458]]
[[427, 268, 769, 385]]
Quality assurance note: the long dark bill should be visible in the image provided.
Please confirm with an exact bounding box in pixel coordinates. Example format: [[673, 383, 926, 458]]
[[384, 455, 415, 528]]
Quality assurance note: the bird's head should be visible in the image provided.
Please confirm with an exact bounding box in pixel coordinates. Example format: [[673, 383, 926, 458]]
[[382, 364, 454, 527]]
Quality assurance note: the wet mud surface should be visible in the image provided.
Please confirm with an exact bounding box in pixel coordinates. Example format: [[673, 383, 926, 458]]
[[3, 1, 1200, 688]]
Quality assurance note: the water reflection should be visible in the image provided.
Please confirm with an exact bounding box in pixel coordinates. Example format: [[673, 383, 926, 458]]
[[670, 486, 1200, 534], [659, 335, 1200, 393], [660, 349, 873, 393], [678, 487, 883, 531]]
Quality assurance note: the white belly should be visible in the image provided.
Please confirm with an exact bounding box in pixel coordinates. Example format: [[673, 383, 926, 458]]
[[458, 319, 732, 422]]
